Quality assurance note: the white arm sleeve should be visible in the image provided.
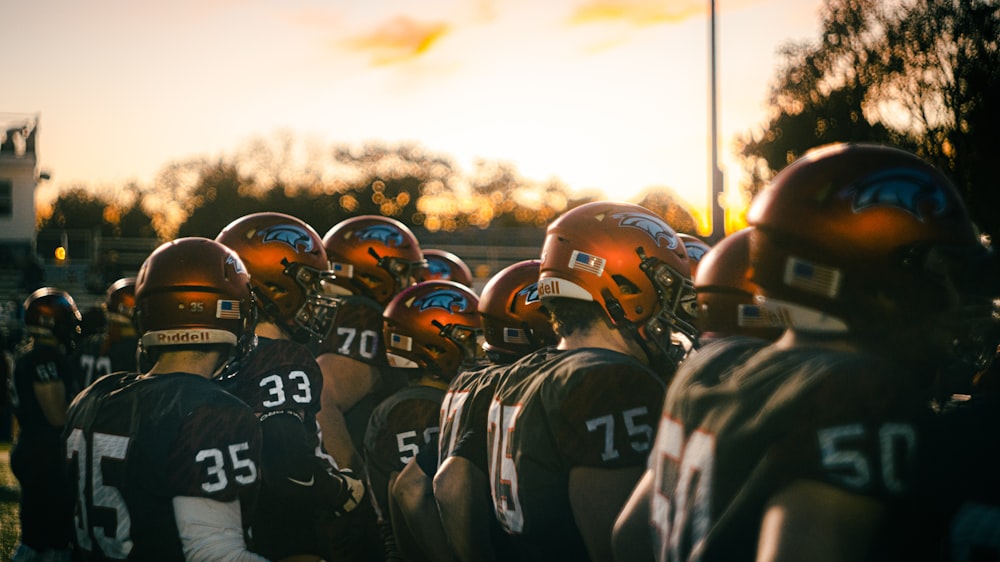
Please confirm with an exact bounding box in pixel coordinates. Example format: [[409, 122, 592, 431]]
[[172, 496, 271, 562]]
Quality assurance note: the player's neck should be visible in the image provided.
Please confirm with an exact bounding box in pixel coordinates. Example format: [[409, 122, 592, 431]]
[[146, 349, 228, 379], [559, 323, 636, 358], [255, 321, 287, 340]]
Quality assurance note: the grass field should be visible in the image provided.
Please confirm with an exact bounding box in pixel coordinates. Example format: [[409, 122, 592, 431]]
[[1, 442, 19, 559]]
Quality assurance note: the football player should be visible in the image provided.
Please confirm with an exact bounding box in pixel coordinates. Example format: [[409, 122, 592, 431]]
[[416, 248, 474, 287], [613, 143, 998, 561], [63, 238, 266, 561], [73, 277, 140, 391], [10, 288, 80, 561], [365, 280, 481, 562], [486, 201, 698, 561], [429, 259, 557, 562], [216, 212, 378, 561], [318, 215, 426, 456]]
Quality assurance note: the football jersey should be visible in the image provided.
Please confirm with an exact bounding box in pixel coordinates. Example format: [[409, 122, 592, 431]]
[[650, 337, 936, 562], [64, 372, 263, 561], [363, 383, 445, 514], [306, 294, 402, 450], [307, 294, 388, 368], [487, 347, 666, 561], [11, 342, 75, 442], [216, 336, 349, 559], [74, 333, 140, 391]]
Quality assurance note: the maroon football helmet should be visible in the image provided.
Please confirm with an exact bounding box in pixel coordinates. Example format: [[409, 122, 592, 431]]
[[694, 228, 782, 342], [323, 215, 425, 306], [135, 237, 256, 359], [538, 201, 698, 362], [24, 287, 82, 350], [416, 249, 474, 287], [747, 143, 997, 364], [383, 280, 481, 382], [478, 260, 556, 362], [216, 212, 337, 343]]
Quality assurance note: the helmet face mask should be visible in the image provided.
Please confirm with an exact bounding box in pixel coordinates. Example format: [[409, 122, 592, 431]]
[[216, 212, 337, 343]]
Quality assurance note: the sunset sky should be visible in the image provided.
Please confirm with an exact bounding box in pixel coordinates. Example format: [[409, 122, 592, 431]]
[[3, 0, 824, 230]]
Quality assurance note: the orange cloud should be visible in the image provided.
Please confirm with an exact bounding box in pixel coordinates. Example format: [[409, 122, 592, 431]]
[[569, 0, 706, 27], [347, 16, 451, 65]]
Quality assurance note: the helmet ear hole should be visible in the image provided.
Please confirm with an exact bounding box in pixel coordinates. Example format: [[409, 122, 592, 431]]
[[613, 275, 640, 296]]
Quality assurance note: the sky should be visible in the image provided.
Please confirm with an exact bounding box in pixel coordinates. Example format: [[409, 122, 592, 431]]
[[2, 0, 825, 230]]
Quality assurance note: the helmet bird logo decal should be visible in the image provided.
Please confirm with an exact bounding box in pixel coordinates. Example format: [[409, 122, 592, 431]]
[[518, 283, 540, 305], [851, 169, 952, 220], [415, 290, 470, 312], [356, 225, 405, 247], [613, 213, 679, 249], [260, 225, 316, 253]]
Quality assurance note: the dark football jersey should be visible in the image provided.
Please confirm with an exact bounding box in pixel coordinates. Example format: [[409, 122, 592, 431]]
[[74, 333, 140, 391], [445, 350, 554, 472], [64, 372, 262, 561], [487, 347, 666, 561], [216, 336, 351, 559], [650, 337, 935, 562], [10, 342, 76, 550], [307, 294, 388, 368], [363, 383, 445, 514], [11, 342, 75, 442]]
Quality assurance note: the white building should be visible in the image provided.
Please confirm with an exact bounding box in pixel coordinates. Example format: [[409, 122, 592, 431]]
[[0, 113, 41, 267]]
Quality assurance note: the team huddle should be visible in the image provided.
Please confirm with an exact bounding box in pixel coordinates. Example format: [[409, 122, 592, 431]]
[[6, 142, 1000, 561]]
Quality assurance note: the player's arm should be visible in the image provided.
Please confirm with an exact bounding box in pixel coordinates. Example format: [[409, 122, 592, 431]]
[[568, 465, 646, 562], [315, 352, 378, 412], [434, 455, 495, 562], [173, 496, 270, 562], [391, 456, 456, 562], [612, 469, 655, 562], [34, 379, 67, 427], [315, 353, 370, 471], [756, 479, 885, 562], [259, 410, 365, 516]]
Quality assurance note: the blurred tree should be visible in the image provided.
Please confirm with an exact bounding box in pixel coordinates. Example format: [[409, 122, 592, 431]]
[[635, 189, 699, 235], [737, 0, 1000, 236]]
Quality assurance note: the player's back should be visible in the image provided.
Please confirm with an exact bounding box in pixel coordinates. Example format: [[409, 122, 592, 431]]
[[64, 372, 261, 561], [488, 347, 665, 561], [652, 336, 936, 562]]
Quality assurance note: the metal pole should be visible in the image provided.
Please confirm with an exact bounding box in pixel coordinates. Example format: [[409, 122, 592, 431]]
[[709, 0, 726, 243]]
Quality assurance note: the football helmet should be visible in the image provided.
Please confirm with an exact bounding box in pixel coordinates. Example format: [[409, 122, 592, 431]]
[[746, 143, 997, 362], [23, 287, 82, 350], [135, 237, 256, 358], [478, 260, 556, 361], [537, 201, 698, 362], [216, 212, 337, 343], [383, 280, 481, 382], [695, 228, 782, 342], [322, 215, 425, 306], [416, 249, 474, 287], [104, 277, 136, 326], [678, 233, 712, 278]]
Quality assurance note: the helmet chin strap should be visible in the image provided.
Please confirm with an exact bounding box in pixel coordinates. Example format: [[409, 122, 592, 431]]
[[600, 289, 676, 375]]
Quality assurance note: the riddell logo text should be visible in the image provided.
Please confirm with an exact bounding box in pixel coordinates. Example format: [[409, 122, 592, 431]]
[[537, 280, 560, 296], [156, 331, 212, 344]]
